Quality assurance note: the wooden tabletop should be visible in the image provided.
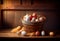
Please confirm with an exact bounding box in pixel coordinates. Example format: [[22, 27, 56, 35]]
[[0, 33, 60, 38]]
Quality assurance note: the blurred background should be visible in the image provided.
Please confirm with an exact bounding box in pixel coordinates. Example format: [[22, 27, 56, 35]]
[[0, 0, 60, 35]]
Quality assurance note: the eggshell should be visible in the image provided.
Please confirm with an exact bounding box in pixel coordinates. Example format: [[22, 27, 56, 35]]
[[35, 31, 40, 36], [49, 32, 54, 36], [35, 19, 39, 22], [24, 14, 30, 21], [29, 15, 33, 20], [39, 17, 44, 22], [21, 31, 27, 36], [32, 13, 37, 19], [31, 17, 35, 22], [41, 31, 45, 36], [39, 16, 46, 22]]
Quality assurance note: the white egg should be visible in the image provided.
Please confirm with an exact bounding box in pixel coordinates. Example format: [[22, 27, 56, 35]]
[[39, 17, 43, 21], [35, 19, 39, 22], [41, 31, 45, 36], [24, 15, 30, 22], [26, 17, 30, 21], [21, 31, 27, 36], [31, 17, 35, 22]]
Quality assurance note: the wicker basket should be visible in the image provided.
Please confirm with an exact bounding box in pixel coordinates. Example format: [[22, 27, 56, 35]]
[[22, 20, 44, 32], [21, 14, 46, 32]]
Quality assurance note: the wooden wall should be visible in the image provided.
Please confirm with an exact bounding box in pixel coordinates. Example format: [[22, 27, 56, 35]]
[[2, 0, 56, 9]]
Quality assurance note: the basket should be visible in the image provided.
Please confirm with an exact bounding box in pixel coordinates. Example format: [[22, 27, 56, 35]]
[[22, 20, 44, 32]]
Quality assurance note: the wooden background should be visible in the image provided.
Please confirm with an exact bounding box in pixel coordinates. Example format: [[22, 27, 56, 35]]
[[0, 0, 60, 34]]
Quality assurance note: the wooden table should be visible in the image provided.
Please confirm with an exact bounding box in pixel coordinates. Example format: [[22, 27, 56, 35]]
[[0, 33, 60, 41], [0, 33, 60, 38]]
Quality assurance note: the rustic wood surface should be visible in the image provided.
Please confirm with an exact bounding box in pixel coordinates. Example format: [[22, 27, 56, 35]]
[[0, 32, 60, 38]]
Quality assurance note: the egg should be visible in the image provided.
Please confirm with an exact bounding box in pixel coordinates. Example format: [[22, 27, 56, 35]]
[[39, 17, 44, 22], [49, 32, 54, 36], [41, 31, 45, 36], [29, 15, 33, 20], [32, 13, 37, 19], [35, 19, 39, 22], [32, 13, 36, 16], [39, 16, 46, 22], [31, 17, 35, 22], [21, 31, 27, 36], [35, 31, 40, 36], [24, 14, 30, 21], [25, 17, 30, 22]]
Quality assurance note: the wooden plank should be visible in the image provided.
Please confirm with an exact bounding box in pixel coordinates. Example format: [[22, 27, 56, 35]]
[[0, 33, 60, 38]]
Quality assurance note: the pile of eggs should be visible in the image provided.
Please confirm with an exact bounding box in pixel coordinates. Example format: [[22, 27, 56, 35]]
[[23, 13, 46, 22], [16, 30, 54, 36]]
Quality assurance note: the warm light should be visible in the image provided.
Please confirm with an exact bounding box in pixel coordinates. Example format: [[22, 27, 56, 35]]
[[3, 0, 14, 9]]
